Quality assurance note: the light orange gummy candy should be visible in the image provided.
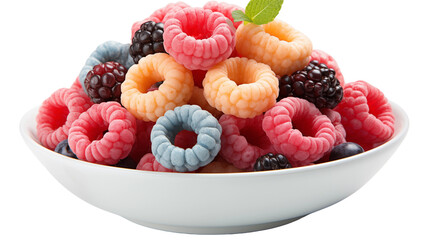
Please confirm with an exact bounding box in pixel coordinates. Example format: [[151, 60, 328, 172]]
[[203, 57, 278, 118], [188, 86, 223, 119], [121, 53, 194, 122], [235, 20, 313, 76]]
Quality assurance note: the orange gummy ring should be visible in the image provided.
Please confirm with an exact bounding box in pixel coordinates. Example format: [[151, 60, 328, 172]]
[[121, 53, 194, 122], [235, 20, 313, 76], [203, 57, 278, 118]]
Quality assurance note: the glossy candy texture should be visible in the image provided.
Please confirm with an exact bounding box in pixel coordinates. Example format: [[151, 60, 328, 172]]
[[150, 105, 222, 172]]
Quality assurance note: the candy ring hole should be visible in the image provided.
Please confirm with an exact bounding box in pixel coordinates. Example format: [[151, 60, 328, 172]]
[[225, 60, 258, 85], [135, 70, 164, 94], [86, 123, 109, 142], [48, 105, 69, 130], [174, 130, 198, 149], [263, 23, 293, 43], [181, 17, 210, 40], [292, 115, 317, 137], [239, 125, 271, 149]]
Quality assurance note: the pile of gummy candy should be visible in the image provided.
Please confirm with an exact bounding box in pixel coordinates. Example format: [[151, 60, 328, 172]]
[[36, 0, 395, 173]]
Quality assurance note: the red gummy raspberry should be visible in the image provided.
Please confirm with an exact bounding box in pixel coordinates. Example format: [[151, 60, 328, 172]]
[[128, 119, 155, 163], [68, 102, 137, 165], [334, 81, 395, 150], [262, 97, 336, 167], [136, 153, 176, 172], [219, 114, 275, 170], [37, 88, 92, 150], [321, 109, 346, 146], [203, 1, 244, 30]]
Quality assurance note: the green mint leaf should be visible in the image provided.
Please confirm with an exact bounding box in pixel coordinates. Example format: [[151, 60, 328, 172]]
[[245, 0, 284, 25], [232, 10, 253, 23]]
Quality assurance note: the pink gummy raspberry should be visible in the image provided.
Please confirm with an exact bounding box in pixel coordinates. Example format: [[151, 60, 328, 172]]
[[131, 2, 190, 39], [163, 7, 236, 70], [136, 153, 175, 172], [321, 109, 346, 146], [70, 77, 83, 91], [203, 1, 244, 30], [219, 114, 275, 170], [334, 81, 395, 150], [37, 88, 92, 150], [262, 97, 336, 167], [128, 119, 155, 163], [310, 49, 345, 87], [68, 102, 137, 165]]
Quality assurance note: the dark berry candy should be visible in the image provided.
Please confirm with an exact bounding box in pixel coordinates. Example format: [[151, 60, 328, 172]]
[[277, 60, 343, 109], [329, 142, 364, 161], [54, 139, 77, 159], [84, 61, 127, 104], [130, 21, 166, 64], [254, 153, 292, 171], [114, 157, 138, 169]]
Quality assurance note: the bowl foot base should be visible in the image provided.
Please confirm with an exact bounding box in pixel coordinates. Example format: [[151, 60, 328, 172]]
[[125, 216, 305, 234]]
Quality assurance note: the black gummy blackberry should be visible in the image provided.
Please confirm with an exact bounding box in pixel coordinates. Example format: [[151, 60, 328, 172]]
[[130, 21, 166, 63], [254, 153, 292, 171], [277, 60, 343, 109], [84, 61, 127, 104]]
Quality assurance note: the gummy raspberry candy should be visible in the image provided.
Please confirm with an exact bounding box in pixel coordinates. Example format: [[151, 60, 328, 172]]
[[334, 81, 395, 150], [128, 119, 155, 163], [329, 142, 364, 161], [322, 109, 346, 146], [136, 153, 175, 172], [219, 114, 275, 170], [310, 49, 345, 87], [235, 20, 312, 77], [163, 7, 236, 70], [130, 21, 166, 64], [203, 1, 244, 29], [150, 105, 222, 172], [277, 60, 343, 109], [54, 139, 77, 159], [84, 61, 127, 104], [37, 88, 92, 150], [253, 153, 292, 171], [68, 102, 137, 165], [262, 97, 336, 167]]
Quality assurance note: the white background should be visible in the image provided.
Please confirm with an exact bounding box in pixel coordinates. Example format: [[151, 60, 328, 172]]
[[1, 0, 428, 239]]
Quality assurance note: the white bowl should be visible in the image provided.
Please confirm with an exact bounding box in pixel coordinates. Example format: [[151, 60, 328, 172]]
[[20, 102, 408, 234]]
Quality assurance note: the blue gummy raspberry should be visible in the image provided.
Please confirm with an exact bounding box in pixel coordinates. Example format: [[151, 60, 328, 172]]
[[150, 105, 222, 172]]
